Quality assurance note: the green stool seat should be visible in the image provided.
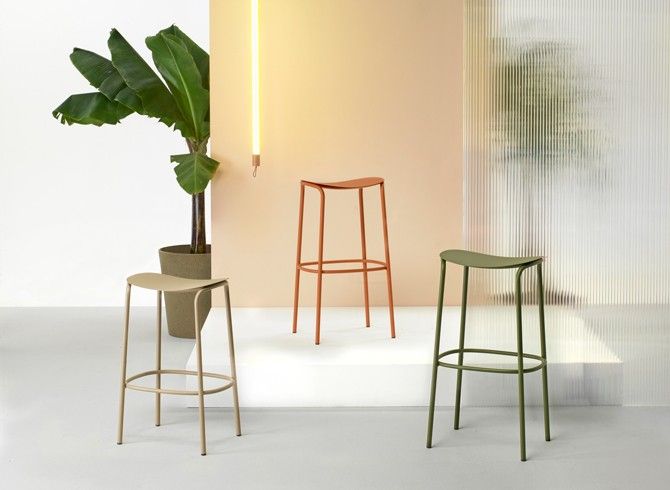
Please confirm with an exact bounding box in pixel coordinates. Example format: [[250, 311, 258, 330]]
[[439, 250, 542, 269], [426, 249, 550, 462]]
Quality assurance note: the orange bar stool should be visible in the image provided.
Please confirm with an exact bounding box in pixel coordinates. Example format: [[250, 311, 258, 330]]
[[292, 177, 396, 345]]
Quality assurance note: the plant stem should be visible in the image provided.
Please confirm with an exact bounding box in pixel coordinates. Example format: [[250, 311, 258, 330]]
[[187, 139, 208, 254], [192, 191, 206, 254], [191, 192, 196, 250]]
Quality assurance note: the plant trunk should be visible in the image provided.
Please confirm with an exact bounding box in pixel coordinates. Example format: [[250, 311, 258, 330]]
[[192, 192, 206, 254], [187, 138, 208, 254]]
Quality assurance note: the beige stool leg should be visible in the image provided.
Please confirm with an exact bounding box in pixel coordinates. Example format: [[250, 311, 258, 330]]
[[194, 289, 207, 455], [117, 283, 132, 444], [224, 282, 242, 436], [155, 291, 162, 427]]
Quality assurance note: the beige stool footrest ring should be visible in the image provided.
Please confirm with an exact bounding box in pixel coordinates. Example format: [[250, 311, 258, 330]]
[[125, 369, 235, 396]]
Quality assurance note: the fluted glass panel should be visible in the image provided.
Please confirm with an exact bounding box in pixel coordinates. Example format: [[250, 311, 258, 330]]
[[463, 0, 670, 405]]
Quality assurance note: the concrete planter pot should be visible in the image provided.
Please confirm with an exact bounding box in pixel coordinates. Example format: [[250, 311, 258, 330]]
[[158, 245, 211, 338]]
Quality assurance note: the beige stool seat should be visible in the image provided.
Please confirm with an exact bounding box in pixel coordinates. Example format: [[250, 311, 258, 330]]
[[117, 272, 241, 456], [127, 272, 228, 291]]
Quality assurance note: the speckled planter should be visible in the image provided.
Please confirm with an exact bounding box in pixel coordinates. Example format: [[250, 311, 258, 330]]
[[158, 245, 211, 338]]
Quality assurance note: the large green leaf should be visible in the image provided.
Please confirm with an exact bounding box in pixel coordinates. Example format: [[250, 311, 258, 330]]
[[70, 48, 123, 98], [69, 48, 144, 113], [52, 92, 133, 126], [107, 29, 184, 132], [170, 152, 219, 194], [112, 86, 144, 114], [69, 49, 112, 86], [146, 32, 208, 140], [160, 25, 209, 91]]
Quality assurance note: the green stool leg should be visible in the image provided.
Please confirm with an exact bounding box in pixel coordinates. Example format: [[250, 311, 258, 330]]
[[426, 259, 447, 448], [537, 264, 551, 442], [515, 266, 527, 462], [453, 266, 469, 430]]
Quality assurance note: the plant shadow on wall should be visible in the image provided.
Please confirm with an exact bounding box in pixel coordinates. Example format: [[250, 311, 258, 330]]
[[53, 26, 217, 338], [490, 34, 604, 305]]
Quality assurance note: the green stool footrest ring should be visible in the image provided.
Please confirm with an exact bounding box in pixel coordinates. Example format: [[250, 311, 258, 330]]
[[437, 348, 546, 374]]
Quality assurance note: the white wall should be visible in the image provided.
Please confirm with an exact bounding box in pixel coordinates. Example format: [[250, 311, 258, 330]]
[[0, 0, 209, 306]]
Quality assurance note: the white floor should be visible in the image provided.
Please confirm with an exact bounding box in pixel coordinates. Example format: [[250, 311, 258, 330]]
[[2, 308, 670, 490], [188, 306, 622, 407]]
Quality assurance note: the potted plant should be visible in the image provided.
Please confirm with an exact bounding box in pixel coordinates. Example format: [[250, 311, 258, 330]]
[[53, 25, 218, 338]]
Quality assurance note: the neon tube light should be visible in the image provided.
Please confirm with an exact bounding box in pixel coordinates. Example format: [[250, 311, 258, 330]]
[[251, 0, 260, 175]]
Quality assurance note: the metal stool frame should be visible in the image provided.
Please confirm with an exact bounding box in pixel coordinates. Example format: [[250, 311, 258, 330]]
[[116, 277, 241, 456], [426, 251, 550, 461], [292, 177, 396, 345]]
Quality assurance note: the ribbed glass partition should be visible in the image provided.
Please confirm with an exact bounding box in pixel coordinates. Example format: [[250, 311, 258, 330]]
[[463, 0, 670, 404]]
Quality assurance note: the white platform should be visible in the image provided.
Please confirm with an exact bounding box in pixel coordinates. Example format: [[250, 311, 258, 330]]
[[185, 306, 622, 407]]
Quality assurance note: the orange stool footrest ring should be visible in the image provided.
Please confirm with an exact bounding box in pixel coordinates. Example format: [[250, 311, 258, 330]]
[[299, 258, 387, 274]]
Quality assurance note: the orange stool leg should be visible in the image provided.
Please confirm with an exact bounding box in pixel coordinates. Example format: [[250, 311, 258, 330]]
[[315, 187, 326, 345], [292, 183, 306, 334], [379, 182, 396, 338], [358, 188, 371, 327]]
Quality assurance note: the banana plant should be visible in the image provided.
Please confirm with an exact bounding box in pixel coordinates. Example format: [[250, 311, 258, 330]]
[[53, 25, 217, 254]]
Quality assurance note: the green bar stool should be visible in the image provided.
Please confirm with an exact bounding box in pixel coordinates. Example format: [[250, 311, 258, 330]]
[[425, 249, 550, 462]]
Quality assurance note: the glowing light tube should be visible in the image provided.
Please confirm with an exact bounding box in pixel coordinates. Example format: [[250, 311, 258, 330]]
[[251, 0, 260, 174]]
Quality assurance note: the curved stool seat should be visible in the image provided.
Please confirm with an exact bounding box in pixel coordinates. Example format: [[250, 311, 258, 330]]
[[127, 272, 228, 291], [301, 176, 384, 190], [293, 176, 396, 344], [440, 249, 542, 269], [116, 273, 241, 456], [426, 249, 550, 462]]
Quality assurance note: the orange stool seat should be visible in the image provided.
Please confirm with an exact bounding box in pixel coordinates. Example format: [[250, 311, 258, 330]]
[[292, 177, 396, 344], [301, 177, 384, 189]]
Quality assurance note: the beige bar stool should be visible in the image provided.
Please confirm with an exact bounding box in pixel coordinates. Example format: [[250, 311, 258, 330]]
[[116, 273, 241, 456]]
